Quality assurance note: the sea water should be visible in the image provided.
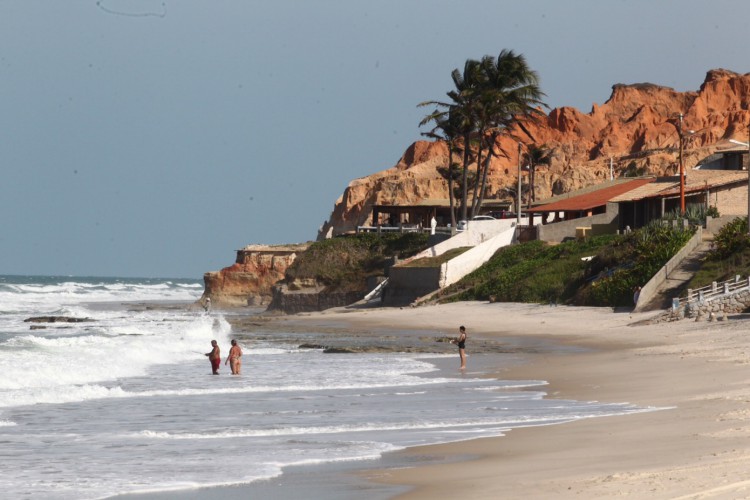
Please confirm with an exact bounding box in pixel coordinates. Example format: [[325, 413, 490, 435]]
[[0, 275, 653, 499]]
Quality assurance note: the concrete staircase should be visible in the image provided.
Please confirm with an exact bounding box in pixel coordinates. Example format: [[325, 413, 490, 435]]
[[637, 239, 713, 311]]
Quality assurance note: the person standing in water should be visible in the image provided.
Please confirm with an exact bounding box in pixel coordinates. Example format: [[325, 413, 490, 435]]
[[225, 339, 243, 375], [450, 325, 467, 370], [205, 339, 221, 375]]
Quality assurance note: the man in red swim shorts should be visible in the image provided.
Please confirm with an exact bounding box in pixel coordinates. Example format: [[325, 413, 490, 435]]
[[205, 339, 221, 375]]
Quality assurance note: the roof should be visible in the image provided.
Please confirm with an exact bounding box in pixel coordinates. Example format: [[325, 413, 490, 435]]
[[610, 170, 748, 202], [373, 199, 512, 209], [528, 178, 655, 212], [713, 139, 749, 153]]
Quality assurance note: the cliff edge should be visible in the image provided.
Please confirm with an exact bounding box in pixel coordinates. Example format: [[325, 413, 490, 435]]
[[318, 69, 750, 238], [201, 243, 309, 308]]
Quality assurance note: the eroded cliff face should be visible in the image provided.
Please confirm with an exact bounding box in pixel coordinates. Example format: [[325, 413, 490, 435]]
[[318, 69, 750, 239], [202, 244, 309, 307]]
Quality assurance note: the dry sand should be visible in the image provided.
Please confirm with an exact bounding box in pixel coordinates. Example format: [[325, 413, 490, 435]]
[[271, 302, 750, 499]]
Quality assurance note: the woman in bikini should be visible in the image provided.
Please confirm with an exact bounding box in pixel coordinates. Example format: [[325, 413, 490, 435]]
[[225, 339, 243, 375], [450, 325, 467, 370]]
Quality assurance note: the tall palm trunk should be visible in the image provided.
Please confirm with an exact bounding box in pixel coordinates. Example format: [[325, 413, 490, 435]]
[[470, 141, 484, 218], [448, 145, 457, 227], [460, 133, 471, 222], [473, 132, 498, 217]]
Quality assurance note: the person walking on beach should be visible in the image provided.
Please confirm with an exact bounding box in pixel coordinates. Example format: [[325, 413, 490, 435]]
[[450, 326, 467, 370], [225, 339, 243, 375], [205, 340, 221, 375]]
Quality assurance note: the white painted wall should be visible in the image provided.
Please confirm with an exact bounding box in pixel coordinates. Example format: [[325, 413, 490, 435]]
[[439, 226, 517, 288], [407, 220, 517, 262]]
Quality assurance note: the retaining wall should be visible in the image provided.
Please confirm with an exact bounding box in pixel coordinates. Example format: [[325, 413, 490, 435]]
[[440, 227, 516, 288], [382, 223, 516, 306], [705, 215, 740, 235], [633, 227, 703, 313], [536, 203, 619, 243], [654, 285, 750, 323], [382, 266, 443, 307]]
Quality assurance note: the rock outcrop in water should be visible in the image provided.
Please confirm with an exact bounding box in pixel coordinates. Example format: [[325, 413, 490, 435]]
[[318, 69, 750, 238], [201, 244, 309, 307]]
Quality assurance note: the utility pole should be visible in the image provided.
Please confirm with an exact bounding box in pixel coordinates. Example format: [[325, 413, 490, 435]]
[[747, 121, 750, 236], [610, 157, 614, 181], [517, 142, 522, 227], [678, 113, 685, 215]]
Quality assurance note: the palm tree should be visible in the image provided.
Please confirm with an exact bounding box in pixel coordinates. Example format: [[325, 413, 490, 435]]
[[420, 50, 546, 222], [471, 51, 546, 217], [500, 183, 530, 215], [436, 59, 485, 222], [524, 144, 552, 208], [420, 110, 464, 227]]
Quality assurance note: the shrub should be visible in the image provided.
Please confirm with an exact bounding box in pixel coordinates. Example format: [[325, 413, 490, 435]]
[[439, 236, 618, 304], [286, 232, 429, 291], [688, 216, 750, 288], [576, 221, 695, 306], [439, 222, 696, 308], [712, 216, 750, 259]]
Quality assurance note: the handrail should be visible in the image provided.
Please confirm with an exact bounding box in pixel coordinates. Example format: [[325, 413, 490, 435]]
[[356, 225, 443, 234], [677, 275, 750, 308]]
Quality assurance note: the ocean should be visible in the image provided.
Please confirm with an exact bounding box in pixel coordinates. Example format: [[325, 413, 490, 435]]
[[0, 275, 654, 499]]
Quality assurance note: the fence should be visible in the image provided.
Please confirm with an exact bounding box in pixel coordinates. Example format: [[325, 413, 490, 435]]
[[681, 275, 750, 308], [664, 275, 750, 320], [356, 225, 452, 235]]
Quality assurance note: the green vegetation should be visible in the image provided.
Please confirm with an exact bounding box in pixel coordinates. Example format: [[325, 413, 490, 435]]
[[437, 237, 614, 304], [436, 222, 695, 307], [663, 205, 718, 227], [289, 219, 705, 308], [577, 222, 695, 306], [688, 216, 750, 289], [284, 233, 429, 292]]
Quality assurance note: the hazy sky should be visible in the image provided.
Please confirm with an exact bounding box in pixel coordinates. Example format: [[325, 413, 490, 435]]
[[2, 0, 748, 278]]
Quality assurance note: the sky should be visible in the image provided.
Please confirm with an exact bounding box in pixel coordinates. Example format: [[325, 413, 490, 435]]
[[1, 0, 749, 279]]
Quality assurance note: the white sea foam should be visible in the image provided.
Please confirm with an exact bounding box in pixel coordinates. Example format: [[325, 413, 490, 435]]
[[0, 276, 658, 500]]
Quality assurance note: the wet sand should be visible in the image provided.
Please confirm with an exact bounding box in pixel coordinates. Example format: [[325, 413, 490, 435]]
[[268, 302, 750, 499]]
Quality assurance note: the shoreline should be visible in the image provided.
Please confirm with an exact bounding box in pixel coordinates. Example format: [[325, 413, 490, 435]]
[[114, 301, 750, 498], [262, 302, 750, 499]]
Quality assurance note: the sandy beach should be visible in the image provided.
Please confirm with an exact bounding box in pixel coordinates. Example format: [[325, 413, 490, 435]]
[[263, 302, 750, 499]]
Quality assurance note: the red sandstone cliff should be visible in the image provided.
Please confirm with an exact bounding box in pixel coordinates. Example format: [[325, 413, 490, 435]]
[[201, 244, 309, 307], [318, 69, 750, 238]]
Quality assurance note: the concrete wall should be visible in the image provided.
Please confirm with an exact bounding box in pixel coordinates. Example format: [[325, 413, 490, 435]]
[[707, 182, 748, 217], [633, 227, 703, 313], [440, 226, 516, 287], [382, 266, 442, 307], [382, 222, 517, 306], [407, 220, 516, 261], [537, 203, 620, 243], [705, 215, 741, 235]]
